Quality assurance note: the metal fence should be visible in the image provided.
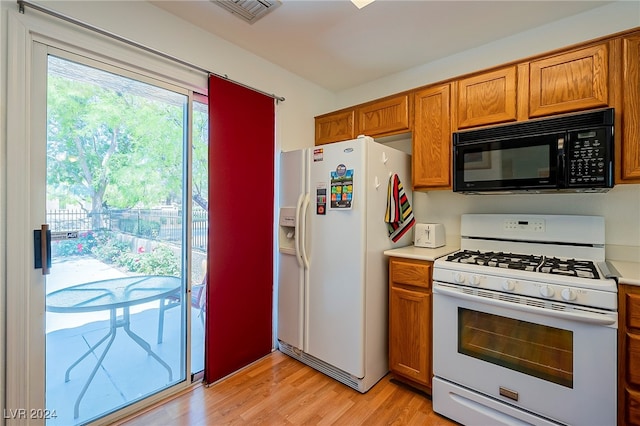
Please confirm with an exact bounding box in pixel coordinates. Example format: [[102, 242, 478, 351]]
[[47, 208, 208, 252]]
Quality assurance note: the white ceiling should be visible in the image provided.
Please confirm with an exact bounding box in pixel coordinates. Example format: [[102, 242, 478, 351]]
[[149, 0, 612, 92]]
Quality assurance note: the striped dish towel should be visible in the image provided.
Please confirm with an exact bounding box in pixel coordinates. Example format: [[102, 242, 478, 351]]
[[385, 174, 415, 242]]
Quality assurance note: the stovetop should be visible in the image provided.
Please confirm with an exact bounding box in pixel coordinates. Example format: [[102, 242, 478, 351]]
[[445, 250, 601, 279], [434, 250, 617, 310], [432, 214, 618, 311]]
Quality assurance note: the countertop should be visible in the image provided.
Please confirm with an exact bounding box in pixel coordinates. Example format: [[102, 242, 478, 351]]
[[383, 244, 459, 262], [384, 245, 640, 287], [609, 260, 640, 286], [384, 246, 640, 287]]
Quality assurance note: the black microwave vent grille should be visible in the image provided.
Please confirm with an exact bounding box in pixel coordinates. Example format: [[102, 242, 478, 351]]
[[454, 107, 614, 144]]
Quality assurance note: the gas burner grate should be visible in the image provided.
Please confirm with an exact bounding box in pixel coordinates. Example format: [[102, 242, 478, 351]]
[[539, 257, 600, 279], [445, 250, 600, 279]]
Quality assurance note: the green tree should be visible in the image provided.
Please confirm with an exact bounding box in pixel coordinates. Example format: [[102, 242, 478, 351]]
[[192, 100, 209, 210], [47, 56, 189, 227]]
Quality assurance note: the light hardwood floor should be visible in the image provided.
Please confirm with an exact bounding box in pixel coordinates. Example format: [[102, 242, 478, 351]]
[[117, 350, 458, 425]]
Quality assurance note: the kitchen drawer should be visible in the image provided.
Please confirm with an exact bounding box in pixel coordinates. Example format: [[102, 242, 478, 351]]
[[391, 259, 432, 289], [625, 388, 640, 426], [628, 333, 640, 387], [627, 293, 640, 329]]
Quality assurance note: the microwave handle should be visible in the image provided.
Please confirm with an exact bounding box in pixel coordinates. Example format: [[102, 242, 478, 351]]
[[557, 136, 566, 187]]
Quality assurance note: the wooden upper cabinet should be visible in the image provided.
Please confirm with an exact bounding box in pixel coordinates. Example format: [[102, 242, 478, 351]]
[[457, 66, 517, 129], [529, 43, 609, 118], [413, 84, 451, 190], [315, 110, 355, 145], [356, 94, 410, 137], [620, 33, 640, 180]]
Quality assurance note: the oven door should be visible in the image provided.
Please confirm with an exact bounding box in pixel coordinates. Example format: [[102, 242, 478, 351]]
[[432, 282, 617, 426], [453, 132, 562, 193]]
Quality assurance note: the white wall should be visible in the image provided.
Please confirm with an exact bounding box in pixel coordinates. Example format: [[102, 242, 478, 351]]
[[412, 186, 640, 262], [0, 1, 335, 418], [0, 0, 335, 153], [335, 1, 640, 108], [374, 134, 640, 262], [335, 1, 640, 262]]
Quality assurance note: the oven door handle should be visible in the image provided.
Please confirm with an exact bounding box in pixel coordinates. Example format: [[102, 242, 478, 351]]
[[433, 285, 617, 326]]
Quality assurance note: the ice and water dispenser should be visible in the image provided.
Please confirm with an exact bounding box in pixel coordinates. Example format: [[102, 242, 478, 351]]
[[278, 207, 297, 255]]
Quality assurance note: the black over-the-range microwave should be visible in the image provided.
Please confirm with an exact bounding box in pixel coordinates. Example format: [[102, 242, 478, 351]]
[[452, 108, 614, 194]]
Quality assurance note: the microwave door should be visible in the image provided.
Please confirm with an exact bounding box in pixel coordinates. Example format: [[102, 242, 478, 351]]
[[454, 134, 561, 192]]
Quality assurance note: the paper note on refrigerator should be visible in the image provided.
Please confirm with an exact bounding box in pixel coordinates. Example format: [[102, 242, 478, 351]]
[[330, 164, 353, 209]]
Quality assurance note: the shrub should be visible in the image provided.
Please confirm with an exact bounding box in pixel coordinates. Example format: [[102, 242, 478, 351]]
[[61, 230, 180, 277], [52, 231, 97, 257], [91, 232, 131, 263], [116, 245, 180, 276]]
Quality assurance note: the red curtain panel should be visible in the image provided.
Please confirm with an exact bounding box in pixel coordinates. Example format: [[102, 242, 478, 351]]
[[204, 75, 275, 384]]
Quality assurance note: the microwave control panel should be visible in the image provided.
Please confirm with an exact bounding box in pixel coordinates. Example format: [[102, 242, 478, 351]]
[[567, 128, 608, 185]]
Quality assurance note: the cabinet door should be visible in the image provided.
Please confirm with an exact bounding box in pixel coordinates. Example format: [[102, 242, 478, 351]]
[[529, 44, 609, 117], [627, 333, 640, 388], [315, 110, 355, 145], [619, 285, 640, 426], [457, 66, 517, 128], [625, 388, 640, 426], [413, 84, 451, 189], [357, 94, 410, 137], [621, 34, 640, 180], [389, 285, 430, 386]]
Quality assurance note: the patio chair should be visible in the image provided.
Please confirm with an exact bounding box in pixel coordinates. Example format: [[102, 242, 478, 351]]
[[157, 273, 207, 344]]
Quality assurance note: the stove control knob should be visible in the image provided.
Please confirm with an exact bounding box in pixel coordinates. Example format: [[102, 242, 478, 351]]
[[502, 280, 516, 291], [561, 288, 577, 301], [454, 272, 466, 284], [469, 275, 481, 286], [540, 285, 555, 298]]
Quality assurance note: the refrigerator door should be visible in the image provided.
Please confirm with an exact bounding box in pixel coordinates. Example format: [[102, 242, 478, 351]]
[[277, 149, 308, 350], [305, 139, 367, 378]]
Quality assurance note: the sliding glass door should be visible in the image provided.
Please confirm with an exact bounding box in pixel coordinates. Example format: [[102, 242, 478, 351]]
[[6, 11, 208, 424], [43, 51, 193, 425]]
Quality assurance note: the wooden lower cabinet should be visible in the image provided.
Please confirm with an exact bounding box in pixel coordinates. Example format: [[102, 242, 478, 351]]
[[618, 284, 640, 425], [388, 257, 433, 394]]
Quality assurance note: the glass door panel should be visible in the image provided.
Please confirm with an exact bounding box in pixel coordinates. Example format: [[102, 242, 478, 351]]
[[458, 308, 573, 388], [45, 54, 188, 425], [190, 98, 208, 376]]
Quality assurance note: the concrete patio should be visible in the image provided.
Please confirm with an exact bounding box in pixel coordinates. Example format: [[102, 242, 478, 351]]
[[45, 257, 204, 425]]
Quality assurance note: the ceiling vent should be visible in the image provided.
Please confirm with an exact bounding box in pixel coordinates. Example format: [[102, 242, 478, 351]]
[[210, 0, 281, 24]]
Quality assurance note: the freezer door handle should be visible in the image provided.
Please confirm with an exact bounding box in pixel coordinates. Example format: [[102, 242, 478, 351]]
[[294, 193, 305, 268], [299, 193, 310, 269]]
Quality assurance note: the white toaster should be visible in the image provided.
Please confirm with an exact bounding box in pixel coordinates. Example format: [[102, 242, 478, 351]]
[[414, 223, 445, 248]]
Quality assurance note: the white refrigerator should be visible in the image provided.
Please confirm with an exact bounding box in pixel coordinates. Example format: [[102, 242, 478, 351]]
[[277, 136, 413, 392]]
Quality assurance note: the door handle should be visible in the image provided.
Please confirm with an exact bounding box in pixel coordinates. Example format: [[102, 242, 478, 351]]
[[34, 224, 51, 275], [299, 193, 311, 270]]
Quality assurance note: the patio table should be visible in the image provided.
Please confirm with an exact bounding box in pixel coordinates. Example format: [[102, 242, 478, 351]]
[[46, 275, 182, 419]]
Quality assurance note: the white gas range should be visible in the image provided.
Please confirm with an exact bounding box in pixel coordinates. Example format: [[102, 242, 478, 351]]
[[432, 214, 618, 426]]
